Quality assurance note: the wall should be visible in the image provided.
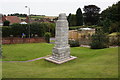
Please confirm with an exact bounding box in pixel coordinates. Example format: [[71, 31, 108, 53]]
[[2, 37, 46, 44], [69, 29, 95, 45]]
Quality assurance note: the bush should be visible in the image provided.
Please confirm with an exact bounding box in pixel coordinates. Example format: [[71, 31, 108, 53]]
[[3, 20, 10, 26], [90, 28, 109, 49], [2, 26, 12, 37], [69, 39, 80, 47], [44, 32, 51, 43], [109, 21, 120, 33], [109, 33, 120, 46]]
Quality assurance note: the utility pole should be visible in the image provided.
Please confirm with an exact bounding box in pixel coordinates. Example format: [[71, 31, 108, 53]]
[[25, 6, 31, 38]]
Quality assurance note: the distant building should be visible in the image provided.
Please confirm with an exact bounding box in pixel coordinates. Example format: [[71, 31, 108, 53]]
[[23, 16, 56, 23], [20, 21, 27, 24], [69, 28, 95, 40], [69, 28, 95, 45], [0, 14, 3, 26], [2, 16, 21, 25]]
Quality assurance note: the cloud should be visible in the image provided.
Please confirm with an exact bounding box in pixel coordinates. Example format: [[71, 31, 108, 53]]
[[0, 0, 118, 16]]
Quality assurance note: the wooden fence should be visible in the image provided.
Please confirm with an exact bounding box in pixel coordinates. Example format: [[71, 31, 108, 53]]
[[2, 37, 46, 44]]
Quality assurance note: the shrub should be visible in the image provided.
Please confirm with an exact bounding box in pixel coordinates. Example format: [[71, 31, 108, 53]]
[[109, 21, 120, 33], [2, 26, 12, 37], [109, 33, 120, 46], [90, 28, 109, 49], [3, 20, 10, 26], [69, 39, 80, 47], [44, 32, 51, 43]]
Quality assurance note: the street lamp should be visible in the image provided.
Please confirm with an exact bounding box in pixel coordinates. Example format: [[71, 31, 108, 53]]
[[25, 6, 31, 38]]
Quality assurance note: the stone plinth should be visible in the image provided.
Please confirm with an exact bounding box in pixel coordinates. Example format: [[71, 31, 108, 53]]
[[45, 13, 77, 64]]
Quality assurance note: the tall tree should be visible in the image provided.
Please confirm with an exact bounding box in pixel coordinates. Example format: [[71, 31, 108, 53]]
[[67, 13, 72, 26], [67, 14, 76, 27], [76, 8, 83, 26], [101, 1, 120, 22], [70, 14, 77, 26], [100, 1, 120, 33], [83, 5, 100, 25]]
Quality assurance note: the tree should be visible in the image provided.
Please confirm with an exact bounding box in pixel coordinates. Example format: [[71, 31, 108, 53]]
[[67, 14, 77, 26], [102, 19, 112, 33], [67, 13, 72, 26], [109, 21, 120, 33], [3, 20, 10, 26], [100, 1, 120, 33], [90, 28, 109, 49], [83, 5, 100, 25], [76, 8, 83, 26], [101, 1, 120, 22], [8, 13, 27, 17]]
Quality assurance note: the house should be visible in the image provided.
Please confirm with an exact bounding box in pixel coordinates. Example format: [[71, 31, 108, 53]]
[[20, 21, 27, 24], [2, 16, 21, 25], [0, 19, 3, 26], [23, 16, 56, 23], [0, 14, 3, 26]]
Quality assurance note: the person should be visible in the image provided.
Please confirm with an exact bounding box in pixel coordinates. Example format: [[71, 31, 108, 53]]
[[22, 33, 25, 38]]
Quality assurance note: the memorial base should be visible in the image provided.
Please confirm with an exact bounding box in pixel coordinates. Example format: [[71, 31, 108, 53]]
[[45, 56, 77, 64]]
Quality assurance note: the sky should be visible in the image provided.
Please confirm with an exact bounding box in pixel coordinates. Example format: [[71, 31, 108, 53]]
[[0, 0, 119, 16]]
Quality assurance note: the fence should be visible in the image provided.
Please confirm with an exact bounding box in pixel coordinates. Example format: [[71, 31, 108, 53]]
[[2, 37, 46, 44]]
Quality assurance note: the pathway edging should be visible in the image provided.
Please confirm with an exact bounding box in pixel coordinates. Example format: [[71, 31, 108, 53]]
[[1, 55, 50, 62]]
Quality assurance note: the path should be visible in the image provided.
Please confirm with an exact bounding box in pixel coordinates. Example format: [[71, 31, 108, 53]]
[[80, 45, 119, 48], [1, 55, 50, 63]]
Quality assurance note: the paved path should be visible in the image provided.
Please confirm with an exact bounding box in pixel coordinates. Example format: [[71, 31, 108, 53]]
[[80, 45, 119, 48], [1, 55, 50, 63]]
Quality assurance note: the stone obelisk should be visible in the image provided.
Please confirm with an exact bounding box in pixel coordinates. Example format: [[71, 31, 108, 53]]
[[45, 13, 77, 64]]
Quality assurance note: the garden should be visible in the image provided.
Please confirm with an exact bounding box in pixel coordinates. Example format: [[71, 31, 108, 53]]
[[1, 1, 119, 79]]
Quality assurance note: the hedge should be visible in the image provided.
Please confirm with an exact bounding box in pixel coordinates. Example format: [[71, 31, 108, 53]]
[[2, 22, 55, 38]]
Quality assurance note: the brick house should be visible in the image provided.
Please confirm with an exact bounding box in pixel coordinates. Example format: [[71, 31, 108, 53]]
[[2, 16, 21, 25], [0, 14, 3, 26]]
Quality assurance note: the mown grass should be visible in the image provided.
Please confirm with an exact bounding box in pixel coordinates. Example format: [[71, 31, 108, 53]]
[[2, 43, 118, 78], [2, 43, 53, 61], [0, 60, 1, 79]]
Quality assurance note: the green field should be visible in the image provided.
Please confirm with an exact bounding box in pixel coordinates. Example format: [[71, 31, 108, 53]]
[[2, 43, 118, 78], [19, 16, 45, 20]]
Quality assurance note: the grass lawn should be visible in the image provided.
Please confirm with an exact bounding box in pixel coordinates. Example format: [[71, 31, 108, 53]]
[[0, 60, 1, 79], [2, 43, 53, 61], [2, 43, 118, 78]]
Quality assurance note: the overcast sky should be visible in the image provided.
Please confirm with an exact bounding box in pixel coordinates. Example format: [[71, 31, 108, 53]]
[[0, 0, 119, 16]]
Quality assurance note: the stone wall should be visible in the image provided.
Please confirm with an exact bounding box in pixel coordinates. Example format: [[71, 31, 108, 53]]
[[69, 29, 95, 45]]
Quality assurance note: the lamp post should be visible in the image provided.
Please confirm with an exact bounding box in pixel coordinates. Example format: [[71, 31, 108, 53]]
[[25, 6, 31, 38]]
